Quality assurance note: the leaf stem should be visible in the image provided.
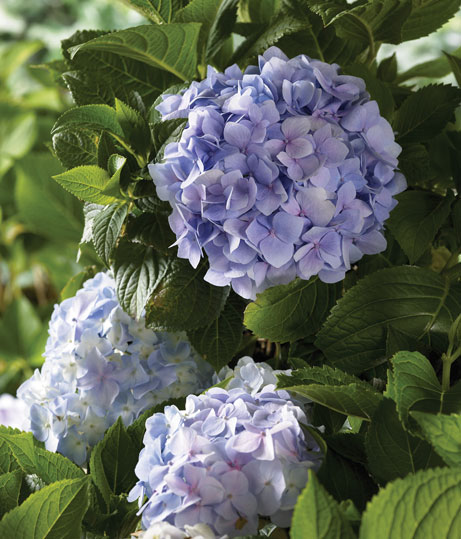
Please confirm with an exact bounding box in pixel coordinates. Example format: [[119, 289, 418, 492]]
[[442, 353, 453, 392]]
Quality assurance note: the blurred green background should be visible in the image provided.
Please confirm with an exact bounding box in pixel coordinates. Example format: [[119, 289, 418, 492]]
[[0, 0, 459, 394]]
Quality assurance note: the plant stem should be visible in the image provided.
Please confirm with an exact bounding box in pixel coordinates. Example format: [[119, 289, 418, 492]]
[[442, 353, 453, 392]]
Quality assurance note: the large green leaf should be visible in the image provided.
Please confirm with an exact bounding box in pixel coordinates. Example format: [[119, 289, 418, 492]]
[[359, 468, 461, 538], [411, 412, 461, 467], [365, 398, 444, 484], [386, 190, 454, 264], [52, 166, 121, 205], [0, 470, 23, 517], [402, 0, 461, 41], [52, 105, 124, 138], [113, 240, 170, 319], [69, 24, 201, 82], [315, 267, 461, 374], [125, 212, 176, 255], [120, 0, 182, 23], [92, 203, 128, 266], [291, 470, 355, 539], [244, 278, 340, 343], [394, 84, 461, 144], [0, 477, 89, 538], [188, 291, 246, 371], [146, 258, 229, 331], [52, 129, 99, 169], [15, 153, 83, 243]]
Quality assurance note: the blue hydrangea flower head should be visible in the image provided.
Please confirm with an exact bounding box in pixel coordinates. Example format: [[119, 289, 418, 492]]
[[128, 382, 322, 537], [151, 47, 406, 299], [17, 272, 213, 465]]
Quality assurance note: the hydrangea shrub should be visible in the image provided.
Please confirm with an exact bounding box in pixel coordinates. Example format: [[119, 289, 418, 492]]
[[151, 46, 406, 298], [17, 272, 212, 464], [1, 0, 461, 538]]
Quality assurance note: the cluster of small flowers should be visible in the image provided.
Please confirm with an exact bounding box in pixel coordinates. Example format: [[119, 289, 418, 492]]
[[128, 384, 322, 537], [0, 393, 28, 430], [151, 46, 405, 299], [136, 522, 220, 539], [17, 272, 212, 465]]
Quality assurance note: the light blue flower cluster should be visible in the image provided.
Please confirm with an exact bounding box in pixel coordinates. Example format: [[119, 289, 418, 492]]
[[0, 394, 28, 430], [128, 385, 322, 537], [17, 272, 212, 465], [151, 46, 406, 299]]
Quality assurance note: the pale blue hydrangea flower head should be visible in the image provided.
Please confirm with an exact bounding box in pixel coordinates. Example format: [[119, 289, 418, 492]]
[[128, 383, 322, 537], [151, 46, 406, 299], [17, 272, 213, 465], [0, 394, 28, 430]]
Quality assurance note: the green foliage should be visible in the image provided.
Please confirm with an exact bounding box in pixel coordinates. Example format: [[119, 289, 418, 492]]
[[0, 470, 23, 517], [244, 278, 340, 343], [315, 267, 461, 374], [359, 468, 461, 538], [291, 470, 355, 539], [0, 477, 89, 538]]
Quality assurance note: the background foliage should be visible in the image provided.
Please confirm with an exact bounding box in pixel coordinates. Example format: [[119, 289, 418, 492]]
[[1, 0, 461, 538]]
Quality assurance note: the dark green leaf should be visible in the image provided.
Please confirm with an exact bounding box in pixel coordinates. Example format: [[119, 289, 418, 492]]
[[386, 190, 454, 264], [315, 267, 461, 374], [146, 258, 229, 331], [291, 470, 355, 539], [402, 0, 461, 41], [125, 212, 176, 255], [359, 468, 461, 538], [120, 0, 182, 23], [92, 203, 128, 266], [0, 477, 89, 539], [0, 470, 23, 517], [188, 291, 246, 370], [52, 129, 99, 169], [70, 24, 202, 82], [206, 0, 238, 63], [244, 278, 340, 343], [114, 98, 150, 156], [90, 418, 138, 499], [113, 240, 170, 319], [150, 118, 187, 159], [34, 448, 85, 484], [394, 84, 461, 144], [365, 398, 444, 484], [52, 104, 124, 138], [444, 50, 461, 86], [377, 53, 397, 83]]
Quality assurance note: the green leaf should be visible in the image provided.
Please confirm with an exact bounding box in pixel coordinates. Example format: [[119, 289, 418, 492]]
[[0, 477, 89, 539], [113, 240, 170, 319], [359, 468, 461, 538], [330, 0, 412, 45], [291, 470, 355, 539], [0, 470, 23, 517], [0, 103, 37, 171], [188, 291, 246, 371], [377, 53, 397, 83], [386, 190, 454, 264], [315, 267, 461, 374], [206, 0, 238, 63], [0, 431, 41, 475], [402, 0, 461, 41], [387, 351, 452, 428], [365, 398, 444, 484], [395, 47, 461, 83], [90, 418, 138, 499], [0, 40, 43, 81], [52, 129, 99, 169], [244, 278, 340, 343], [69, 24, 202, 82], [92, 203, 128, 266], [150, 118, 187, 160], [119, 0, 181, 23], [282, 383, 382, 421], [62, 30, 177, 108], [394, 84, 461, 144], [411, 412, 461, 467], [15, 152, 83, 243], [125, 212, 176, 255], [52, 104, 124, 138], [444, 50, 461, 86], [52, 166, 121, 205], [34, 447, 85, 483], [277, 364, 372, 389], [146, 258, 229, 331], [114, 98, 150, 157]]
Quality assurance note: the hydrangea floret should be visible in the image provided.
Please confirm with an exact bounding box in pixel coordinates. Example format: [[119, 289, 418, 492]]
[[17, 272, 212, 465], [128, 383, 322, 537], [136, 522, 221, 539], [151, 46, 406, 299]]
